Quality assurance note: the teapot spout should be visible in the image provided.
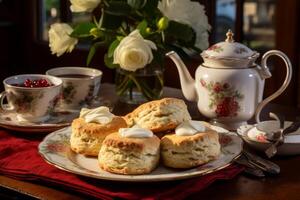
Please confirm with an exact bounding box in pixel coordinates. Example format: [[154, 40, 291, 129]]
[[166, 51, 197, 101]]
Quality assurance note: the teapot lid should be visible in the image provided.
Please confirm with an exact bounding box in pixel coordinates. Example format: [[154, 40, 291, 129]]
[[201, 30, 260, 68]]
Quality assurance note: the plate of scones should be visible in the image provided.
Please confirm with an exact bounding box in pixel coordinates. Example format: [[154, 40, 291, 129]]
[[39, 98, 242, 182]]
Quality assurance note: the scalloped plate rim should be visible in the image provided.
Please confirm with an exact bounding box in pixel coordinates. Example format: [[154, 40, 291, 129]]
[[38, 125, 243, 182]]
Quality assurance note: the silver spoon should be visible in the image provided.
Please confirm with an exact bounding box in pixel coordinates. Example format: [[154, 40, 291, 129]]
[[235, 129, 280, 175], [256, 112, 284, 141], [243, 150, 280, 175], [234, 154, 265, 177], [264, 120, 300, 158], [265, 113, 285, 158]]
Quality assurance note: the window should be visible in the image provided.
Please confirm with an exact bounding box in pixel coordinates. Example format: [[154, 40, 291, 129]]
[[40, 0, 60, 40], [214, 0, 236, 42], [243, 0, 276, 52], [39, 0, 91, 41], [214, 0, 276, 53]]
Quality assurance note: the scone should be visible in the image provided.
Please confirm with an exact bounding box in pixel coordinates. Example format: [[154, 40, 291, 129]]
[[161, 121, 221, 168], [124, 98, 191, 133], [70, 107, 127, 156], [98, 126, 160, 175]]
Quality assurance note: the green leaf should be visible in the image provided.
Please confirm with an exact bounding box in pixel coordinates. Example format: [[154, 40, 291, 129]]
[[104, 53, 119, 69], [86, 41, 105, 66], [165, 21, 196, 47], [137, 20, 148, 36], [127, 0, 147, 9], [70, 23, 96, 38], [108, 39, 120, 58], [106, 1, 132, 16]]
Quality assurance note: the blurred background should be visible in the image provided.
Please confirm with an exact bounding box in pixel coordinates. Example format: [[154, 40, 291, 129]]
[[0, 0, 299, 106]]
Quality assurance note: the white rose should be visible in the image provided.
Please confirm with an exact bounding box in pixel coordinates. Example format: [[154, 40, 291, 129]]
[[113, 30, 157, 72], [70, 0, 101, 12], [158, 0, 211, 50], [48, 23, 78, 57]]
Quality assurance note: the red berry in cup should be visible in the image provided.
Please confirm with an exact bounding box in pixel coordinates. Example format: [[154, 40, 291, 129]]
[[24, 79, 33, 87], [20, 78, 54, 88]]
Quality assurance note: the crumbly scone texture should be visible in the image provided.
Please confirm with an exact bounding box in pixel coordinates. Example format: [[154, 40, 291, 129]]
[[161, 130, 221, 169], [124, 98, 191, 133], [98, 132, 160, 175], [70, 116, 127, 156]]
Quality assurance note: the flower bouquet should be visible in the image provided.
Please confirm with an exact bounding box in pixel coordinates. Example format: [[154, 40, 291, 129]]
[[48, 0, 211, 104]]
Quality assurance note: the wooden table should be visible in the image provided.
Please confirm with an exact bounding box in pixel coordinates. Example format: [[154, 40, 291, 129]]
[[1, 83, 300, 200]]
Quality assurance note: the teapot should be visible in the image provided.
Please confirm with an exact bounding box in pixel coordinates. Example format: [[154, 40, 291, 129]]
[[167, 30, 292, 130]]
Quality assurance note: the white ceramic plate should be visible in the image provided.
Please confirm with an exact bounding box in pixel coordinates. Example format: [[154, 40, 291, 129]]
[[38, 126, 242, 182], [237, 123, 300, 155]]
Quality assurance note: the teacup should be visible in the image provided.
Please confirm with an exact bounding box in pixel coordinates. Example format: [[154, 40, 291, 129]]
[[46, 67, 102, 111], [0, 74, 62, 122]]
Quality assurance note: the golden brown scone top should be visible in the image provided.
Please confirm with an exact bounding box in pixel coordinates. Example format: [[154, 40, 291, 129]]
[[71, 116, 127, 136], [102, 132, 160, 154], [161, 130, 219, 148], [124, 98, 191, 133]]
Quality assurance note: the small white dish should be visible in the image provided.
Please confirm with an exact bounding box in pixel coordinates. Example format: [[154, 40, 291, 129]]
[[237, 122, 300, 156]]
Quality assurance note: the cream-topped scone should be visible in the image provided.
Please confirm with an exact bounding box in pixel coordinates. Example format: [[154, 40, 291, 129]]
[[124, 98, 191, 133], [70, 106, 127, 156], [98, 125, 160, 175], [161, 120, 221, 168]]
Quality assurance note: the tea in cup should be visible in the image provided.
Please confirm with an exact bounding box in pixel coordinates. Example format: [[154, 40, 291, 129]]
[[46, 67, 102, 110], [0, 74, 62, 122]]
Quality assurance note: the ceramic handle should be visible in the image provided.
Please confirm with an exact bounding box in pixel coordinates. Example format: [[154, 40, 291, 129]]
[[255, 50, 292, 123], [0, 91, 13, 111]]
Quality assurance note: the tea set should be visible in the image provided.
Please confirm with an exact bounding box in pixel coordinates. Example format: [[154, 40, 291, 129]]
[[1, 30, 299, 157], [0, 67, 104, 132], [167, 30, 292, 130], [167, 30, 299, 157]]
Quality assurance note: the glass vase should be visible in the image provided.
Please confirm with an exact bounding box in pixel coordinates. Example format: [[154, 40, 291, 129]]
[[115, 65, 164, 104]]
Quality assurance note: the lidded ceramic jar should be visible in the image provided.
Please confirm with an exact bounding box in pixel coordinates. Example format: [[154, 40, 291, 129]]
[[167, 30, 293, 130]]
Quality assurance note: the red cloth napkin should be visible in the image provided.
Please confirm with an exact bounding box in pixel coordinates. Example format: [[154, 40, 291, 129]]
[[0, 130, 243, 200]]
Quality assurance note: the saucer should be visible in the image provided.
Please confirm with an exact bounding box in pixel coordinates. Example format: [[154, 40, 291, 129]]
[[0, 97, 114, 133], [237, 123, 300, 156], [0, 110, 79, 133]]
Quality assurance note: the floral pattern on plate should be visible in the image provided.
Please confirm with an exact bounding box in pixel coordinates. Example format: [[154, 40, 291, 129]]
[[38, 126, 242, 182]]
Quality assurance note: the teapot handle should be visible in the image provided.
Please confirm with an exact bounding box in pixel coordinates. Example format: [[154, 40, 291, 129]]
[[255, 50, 292, 123]]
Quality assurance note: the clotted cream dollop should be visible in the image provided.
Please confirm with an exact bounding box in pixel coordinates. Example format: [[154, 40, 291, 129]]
[[119, 125, 153, 138], [79, 106, 114, 124], [175, 120, 206, 136]]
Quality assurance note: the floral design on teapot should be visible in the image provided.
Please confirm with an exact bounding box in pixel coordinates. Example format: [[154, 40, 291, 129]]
[[234, 47, 248, 54], [207, 45, 223, 53], [200, 79, 244, 117]]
